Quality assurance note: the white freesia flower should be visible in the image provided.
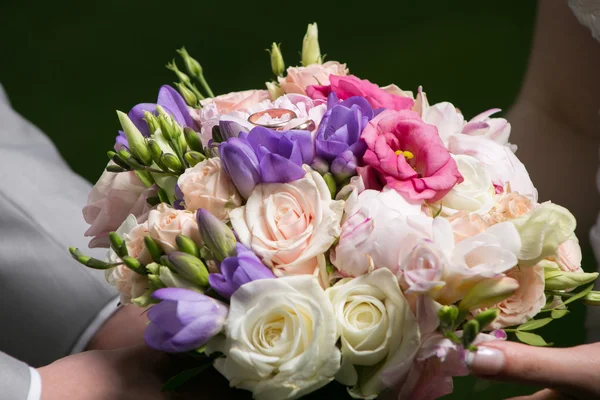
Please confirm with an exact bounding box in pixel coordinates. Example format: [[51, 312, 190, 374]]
[[327, 268, 420, 399], [439, 155, 495, 215], [330, 189, 429, 277], [230, 167, 344, 277], [208, 276, 340, 400]]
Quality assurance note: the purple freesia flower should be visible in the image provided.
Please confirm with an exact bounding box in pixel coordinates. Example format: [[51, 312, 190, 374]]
[[144, 288, 228, 353], [208, 243, 274, 299], [115, 85, 200, 151], [219, 126, 314, 198], [315, 93, 373, 180]]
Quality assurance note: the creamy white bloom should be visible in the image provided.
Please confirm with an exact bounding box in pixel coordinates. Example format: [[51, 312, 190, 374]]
[[147, 204, 201, 253], [230, 167, 344, 276], [462, 108, 511, 145], [440, 155, 495, 215], [327, 269, 420, 398], [421, 102, 464, 145], [331, 189, 429, 277], [177, 158, 241, 219], [208, 276, 340, 400]]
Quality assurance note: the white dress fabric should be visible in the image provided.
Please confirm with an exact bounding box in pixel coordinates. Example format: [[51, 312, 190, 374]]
[[568, 0, 600, 342]]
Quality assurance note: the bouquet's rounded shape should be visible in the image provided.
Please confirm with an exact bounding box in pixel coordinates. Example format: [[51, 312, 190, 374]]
[[209, 275, 341, 400]]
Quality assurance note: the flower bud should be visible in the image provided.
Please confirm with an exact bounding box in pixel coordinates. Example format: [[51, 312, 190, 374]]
[[176, 234, 200, 258], [183, 127, 203, 153], [268, 43, 285, 76], [184, 151, 207, 167], [144, 111, 160, 135], [69, 248, 111, 270], [196, 209, 237, 262], [158, 114, 176, 141], [175, 82, 199, 107], [474, 308, 499, 330], [512, 203, 577, 267], [106, 165, 127, 173], [459, 277, 519, 311], [109, 232, 128, 258], [116, 111, 153, 166], [310, 157, 329, 175], [176, 47, 203, 79], [212, 125, 223, 143], [438, 305, 459, 331], [162, 153, 183, 173], [118, 149, 145, 170], [162, 252, 209, 287], [301, 23, 322, 66], [322, 172, 337, 199], [111, 153, 132, 170], [544, 271, 599, 291], [585, 291, 600, 306], [166, 60, 191, 85], [462, 319, 480, 348], [265, 81, 284, 100], [144, 235, 164, 263], [122, 256, 146, 275]]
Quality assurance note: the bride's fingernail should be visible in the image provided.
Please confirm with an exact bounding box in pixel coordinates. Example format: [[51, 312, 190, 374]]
[[465, 347, 505, 376]]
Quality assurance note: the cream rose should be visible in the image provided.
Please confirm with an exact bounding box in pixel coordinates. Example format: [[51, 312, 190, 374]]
[[208, 275, 340, 400], [474, 264, 546, 329], [230, 168, 344, 276], [327, 268, 420, 398], [177, 158, 241, 219], [551, 237, 583, 273], [278, 61, 349, 95], [447, 211, 489, 243], [193, 89, 270, 144], [440, 155, 495, 215], [147, 204, 201, 253], [105, 215, 150, 305]]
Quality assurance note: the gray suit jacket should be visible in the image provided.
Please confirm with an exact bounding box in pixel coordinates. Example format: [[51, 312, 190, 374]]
[[0, 85, 117, 369], [0, 351, 33, 399]]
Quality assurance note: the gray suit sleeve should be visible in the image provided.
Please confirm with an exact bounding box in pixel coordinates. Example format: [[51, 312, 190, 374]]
[[0, 85, 117, 367], [0, 351, 32, 400]]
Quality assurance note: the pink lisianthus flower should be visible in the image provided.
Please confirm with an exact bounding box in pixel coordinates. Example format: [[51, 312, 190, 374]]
[[307, 75, 414, 111], [358, 110, 463, 202]]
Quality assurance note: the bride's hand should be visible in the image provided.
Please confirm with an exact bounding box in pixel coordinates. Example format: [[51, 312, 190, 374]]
[[467, 341, 600, 399]]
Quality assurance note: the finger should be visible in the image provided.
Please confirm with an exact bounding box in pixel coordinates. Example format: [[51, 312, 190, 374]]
[[466, 341, 600, 395], [507, 389, 570, 400]]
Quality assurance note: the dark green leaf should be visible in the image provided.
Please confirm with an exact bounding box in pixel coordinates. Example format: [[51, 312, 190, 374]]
[[551, 309, 569, 319], [161, 364, 211, 392], [564, 284, 595, 305]]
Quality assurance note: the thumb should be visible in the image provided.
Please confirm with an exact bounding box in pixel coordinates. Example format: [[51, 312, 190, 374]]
[[466, 341, 600, 396]]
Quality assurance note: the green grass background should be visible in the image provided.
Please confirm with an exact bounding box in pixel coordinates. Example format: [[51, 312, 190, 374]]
[[0, 1, 596, 398]]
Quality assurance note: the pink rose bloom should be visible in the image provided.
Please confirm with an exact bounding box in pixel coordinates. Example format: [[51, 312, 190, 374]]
[[192, 89, 271, 145], [307, 75, 414, 111], [278, 61, 348, 95], [83, 165, 156, 248], [106, 221, 151, 305], [177, 158, 242, 219], [552, 238, 583, 273], [447, 212, 489, 243], [358, 110, 463, 202], [474, 264, 546, 329], [147, 204, 201, 253], [484, 190, 534, 225]]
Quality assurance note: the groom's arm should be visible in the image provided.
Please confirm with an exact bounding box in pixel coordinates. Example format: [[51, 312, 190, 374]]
[[0, 351, 40, 400], [0, 85, 145, 367]]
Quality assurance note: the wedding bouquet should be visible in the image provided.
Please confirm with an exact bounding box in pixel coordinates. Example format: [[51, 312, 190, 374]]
[[72, 24, 600, 399]]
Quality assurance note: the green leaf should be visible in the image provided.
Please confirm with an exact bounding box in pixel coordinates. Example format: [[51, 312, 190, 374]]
[[551, 309, 569, 319], [516, 318, 553, 331], [161, 364, 211, 392], [515, 331, 552, 347], [563, 284, 595, 306]]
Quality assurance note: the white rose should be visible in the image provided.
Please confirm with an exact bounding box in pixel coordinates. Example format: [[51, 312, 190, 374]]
[[439, 155, 495, 215], [208, 276, 340, 400], [330, 189, 430, 277], [147, 204, 201, 253], [230, 168, 344, 277], [105, 215, 150, 305], [327, 268, 420, 398], [177, 158, 241, 219]]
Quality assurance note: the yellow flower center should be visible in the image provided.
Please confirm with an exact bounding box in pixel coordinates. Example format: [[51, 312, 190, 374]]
[[395, 150, 414, 160]]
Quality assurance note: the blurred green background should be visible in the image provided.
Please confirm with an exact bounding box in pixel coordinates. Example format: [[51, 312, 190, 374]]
[[1, 1, 595, 398]]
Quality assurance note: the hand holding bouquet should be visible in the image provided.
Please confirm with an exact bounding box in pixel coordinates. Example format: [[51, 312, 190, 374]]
[[71, 23, 600, 400]]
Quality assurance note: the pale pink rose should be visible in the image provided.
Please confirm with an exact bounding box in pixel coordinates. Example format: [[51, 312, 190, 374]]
[[475, 264, 546, 329], [192, 89, 270, 145], [83, 165, 156, 248], [105, 223, 151, 305], [447, 211, 489, 243], [551, 238, 583, 273], [278, 61, 349, 95], [147, 204, 201, 253], [230, 168, 344, 277], [177, 158, 241, 219], [486, 190, 534, 224]]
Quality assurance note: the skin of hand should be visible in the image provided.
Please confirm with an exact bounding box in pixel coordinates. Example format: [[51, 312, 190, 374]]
[[467, 341, 600, 400], [85, 305, 149, 351]]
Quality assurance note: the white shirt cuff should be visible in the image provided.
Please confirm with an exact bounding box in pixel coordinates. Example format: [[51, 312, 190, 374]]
[[69, 296, 121, 354], [27, 367, 41, 400]]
